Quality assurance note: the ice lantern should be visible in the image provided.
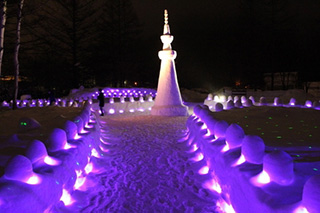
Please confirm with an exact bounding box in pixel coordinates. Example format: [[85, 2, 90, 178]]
[[151, 9, 188, 116]]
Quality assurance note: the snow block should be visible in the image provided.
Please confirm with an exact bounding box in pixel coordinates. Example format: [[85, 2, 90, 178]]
[[241, 96, 247, 103], [215, 103, 224, 112], [243, 99, 253, 107], [248, 96, 255, 104], [289, 98, 296, 106], [302, 175, 320, 213], [26, 140, 48, 164], [226, 100, 235, 110], [274, 97, 283, 106], [64, 120, 78, 140], [18, 117, 41, 132], [242, 135, 265, 164], [259, 97, 267, 106], [234, 100, 242, 108], [263, 150, 294, 185], [213, 120, 229, 138], [226, 123, 245, 149], [47, 128, 67, 152], [4, 155, 33, 182]]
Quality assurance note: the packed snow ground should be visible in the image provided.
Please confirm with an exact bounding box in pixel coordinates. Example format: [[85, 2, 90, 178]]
[[60, 114, 220, 212]]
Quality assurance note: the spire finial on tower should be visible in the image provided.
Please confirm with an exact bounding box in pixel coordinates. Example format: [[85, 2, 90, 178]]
[[164, 9, 168, 25], [163, 9, 170, 35]]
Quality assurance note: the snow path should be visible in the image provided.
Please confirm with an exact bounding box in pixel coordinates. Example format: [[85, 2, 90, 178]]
[[79, 115, 219, 212]]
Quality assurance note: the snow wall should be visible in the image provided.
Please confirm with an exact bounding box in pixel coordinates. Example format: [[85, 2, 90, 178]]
[[183, 103, 320, 213]]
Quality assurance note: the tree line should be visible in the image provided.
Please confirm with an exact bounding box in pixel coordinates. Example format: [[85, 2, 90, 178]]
[[0, 0, 142, 103]]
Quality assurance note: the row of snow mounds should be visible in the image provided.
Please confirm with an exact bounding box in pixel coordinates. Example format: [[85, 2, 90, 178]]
[[182, 104, 320, 213], [91, 96, 155, 115], [0, 97, 93, 109], [204, 94, 320, 112], [0, 102, 104, 212]]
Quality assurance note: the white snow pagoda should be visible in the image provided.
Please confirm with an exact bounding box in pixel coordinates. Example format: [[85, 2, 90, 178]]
[[151, 10, 188, 116]]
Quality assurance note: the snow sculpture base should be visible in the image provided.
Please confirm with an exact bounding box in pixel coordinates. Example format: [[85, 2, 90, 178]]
[[151, 104, 188, 116]]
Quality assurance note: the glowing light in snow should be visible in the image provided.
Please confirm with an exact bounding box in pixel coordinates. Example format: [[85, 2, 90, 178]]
[[60, 189, 74, 206], [293, 206, 309, 213], [84, 162, 93, 174], [119, 110, 124, 113], [74, 134, 82, 140], [80, 129, 89, 134], [26, 174, 42, 185], [191, 152, 204, 162], [217, 198, 236, 213], [199, 166, 209, 175], [74, 170, 86, 190], [251, 170, 271, 186], [203, 179, 222, 194], [109, 109, 115, 114], [290, 102, 295, 106], [91, 148, 100, 158], [44, 156, 60, 166], [221, 142, 230, 152], [85, 124, 94, 128], [189, 143, 199, 152], [129, 109, 135, 113], [64, 143, 76, 150], [232, 154, 246, 167], [201, 123, 208, 130], [99, 145, 109, 152]]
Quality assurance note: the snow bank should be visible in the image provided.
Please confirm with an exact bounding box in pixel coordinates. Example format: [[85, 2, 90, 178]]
[[183, 105, 320, 213], [0, 102, 105, 212]]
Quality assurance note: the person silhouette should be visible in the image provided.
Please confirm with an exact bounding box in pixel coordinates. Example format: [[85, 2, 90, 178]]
[[97, 89, 105, 116]]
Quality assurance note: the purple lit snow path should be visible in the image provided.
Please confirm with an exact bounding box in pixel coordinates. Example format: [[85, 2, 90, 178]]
[[77, 115, 220, 212]]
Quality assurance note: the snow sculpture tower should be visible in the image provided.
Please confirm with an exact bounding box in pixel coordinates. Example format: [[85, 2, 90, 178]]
[[151, 10, 188, 116]]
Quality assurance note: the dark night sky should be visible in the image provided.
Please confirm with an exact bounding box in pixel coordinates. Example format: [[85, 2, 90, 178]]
[[131, 0, 320, 90]]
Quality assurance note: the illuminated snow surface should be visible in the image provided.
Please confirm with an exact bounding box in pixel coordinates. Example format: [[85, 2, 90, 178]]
[[59, 115, 220, 212]]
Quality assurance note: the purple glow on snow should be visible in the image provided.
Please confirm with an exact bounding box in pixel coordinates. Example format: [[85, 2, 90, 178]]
[[60, 189, 74, 206], [129, 109, 135, 113], [99, 145, 109, 152], [293, 206, 309, 213], [232, 154, 246, 167], [189, 143, 199, 152], [203, 179, 222, 194], [44, 156, 61, 166], [191, 152, 204, 162], [63, 143, 76, 150], [91, 148, 100, 158], [250, 170, 271, 186], [108, 109, 115, 114], [217, 198, 236, 213], [119, 110, 124, 113], [221, 142, 230, 152], [74, 170, 86, 190], [74, 134, 82, 140], [84, 162, 93, 174], [198, 165, 209, 175], [26, 174, 42, 185]]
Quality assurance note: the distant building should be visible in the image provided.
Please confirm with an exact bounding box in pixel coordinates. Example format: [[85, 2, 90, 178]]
[[264, 72, 299, 90]]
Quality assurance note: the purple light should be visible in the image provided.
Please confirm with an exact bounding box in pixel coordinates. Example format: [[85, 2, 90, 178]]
[[84, 162, 93, 174], [250, 170, 271, 187], [91, 148, 100, 158], [44, 156, 61, 166], [232, 154, 246, 167], [216, 198, 236, 213], [293, 206, 309, 213], [221, 142, 230, 152], [60, 189, 74, 206], [198, 165, 209, 175], [26, 174, 42, 185], [203, 179, 222, 194], [191, 152, 204, 162], [108, 109, 115, 114]]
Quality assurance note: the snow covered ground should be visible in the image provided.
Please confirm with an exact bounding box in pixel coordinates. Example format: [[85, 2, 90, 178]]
[[0, 88, 319, 212], [59, 115, 220, 212]]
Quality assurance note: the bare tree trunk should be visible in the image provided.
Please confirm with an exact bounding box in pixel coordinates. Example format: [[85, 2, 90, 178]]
[[0, 1, 7, 76], [13, 0, 24, 110]]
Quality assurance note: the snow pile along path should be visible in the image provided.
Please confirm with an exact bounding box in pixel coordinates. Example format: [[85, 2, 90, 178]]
[[80, 115, 219, 212]]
